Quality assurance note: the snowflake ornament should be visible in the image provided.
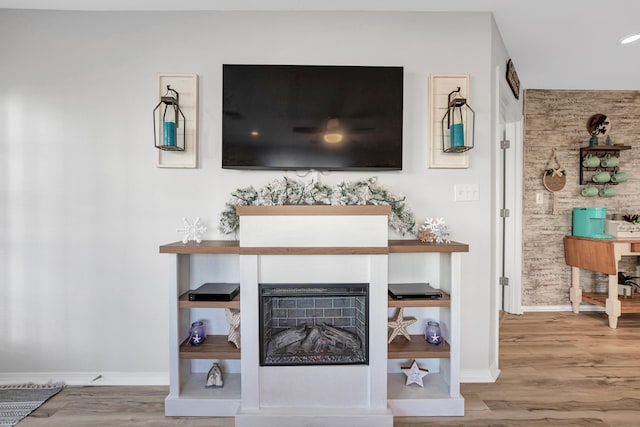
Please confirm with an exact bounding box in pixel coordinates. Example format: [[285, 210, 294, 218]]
[[419, 217, 451, 244], [429, 331, 441, 343], [177, 217, 207, 244]]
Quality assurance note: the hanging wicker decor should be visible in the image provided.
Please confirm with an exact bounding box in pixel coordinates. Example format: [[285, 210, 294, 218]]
[[542, 148, 566, 215]]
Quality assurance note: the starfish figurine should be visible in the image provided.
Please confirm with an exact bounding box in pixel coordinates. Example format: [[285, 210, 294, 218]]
[[401, 360, 429, 387], [387, 307, 417, 344], [225, 308, 241, 349]]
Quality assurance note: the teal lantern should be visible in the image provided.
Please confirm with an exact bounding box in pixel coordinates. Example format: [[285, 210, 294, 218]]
[[441, 87, 475, 153], [153, 85, 186, 151]]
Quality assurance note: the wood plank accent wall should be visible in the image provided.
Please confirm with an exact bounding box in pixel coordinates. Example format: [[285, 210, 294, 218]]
[[523, 90, 640, 306]]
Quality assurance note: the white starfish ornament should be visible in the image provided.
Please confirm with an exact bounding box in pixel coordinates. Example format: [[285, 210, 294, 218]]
[[401, 360, 429, 387], [177, 217, 207, 244]]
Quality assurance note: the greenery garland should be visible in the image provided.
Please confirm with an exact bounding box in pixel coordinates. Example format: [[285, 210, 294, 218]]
[[219, 176, 416, 236]]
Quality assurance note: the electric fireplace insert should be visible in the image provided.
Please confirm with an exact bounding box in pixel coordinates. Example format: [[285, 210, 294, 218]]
[[259, 283, 369, 366]]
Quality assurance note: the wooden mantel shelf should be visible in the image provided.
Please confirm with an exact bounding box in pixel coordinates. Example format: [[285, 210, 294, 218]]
[[236, 205, 392, 216], [160, 240, 240, 254], [160, 239, 469, 255], [388, 240, 469, 253]]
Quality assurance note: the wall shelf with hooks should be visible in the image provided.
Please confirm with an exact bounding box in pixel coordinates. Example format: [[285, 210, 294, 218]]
[[579, 145, 631, 185]]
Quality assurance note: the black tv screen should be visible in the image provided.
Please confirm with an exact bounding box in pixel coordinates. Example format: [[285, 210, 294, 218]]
[[222, 64, 403, 171]]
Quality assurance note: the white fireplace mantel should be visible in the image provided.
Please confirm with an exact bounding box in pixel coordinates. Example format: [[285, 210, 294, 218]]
[[161, 205, 467, 426], [236, 205, 392, 427]]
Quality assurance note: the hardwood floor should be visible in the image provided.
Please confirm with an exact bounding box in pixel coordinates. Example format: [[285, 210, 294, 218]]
[[20, 311, 640, 426]]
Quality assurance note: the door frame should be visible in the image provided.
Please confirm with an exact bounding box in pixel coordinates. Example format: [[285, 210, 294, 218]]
[[495, 68, 523, 316]]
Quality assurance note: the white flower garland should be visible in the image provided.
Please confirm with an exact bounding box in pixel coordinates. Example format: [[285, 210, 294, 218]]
[[219, 176, 416, 236]]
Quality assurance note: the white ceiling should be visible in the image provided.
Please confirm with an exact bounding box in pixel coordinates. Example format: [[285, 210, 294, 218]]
[[2, 0, 639, 90]]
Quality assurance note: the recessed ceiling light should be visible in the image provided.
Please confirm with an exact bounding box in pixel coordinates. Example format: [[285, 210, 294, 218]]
[[620, 33, 640, 45]]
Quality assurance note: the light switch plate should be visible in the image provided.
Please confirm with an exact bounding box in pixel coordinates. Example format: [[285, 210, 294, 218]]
[[454, 184, 479, 201]]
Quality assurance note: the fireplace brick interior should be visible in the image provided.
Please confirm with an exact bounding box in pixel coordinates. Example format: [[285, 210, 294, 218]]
[[260, 283, 369, 366]]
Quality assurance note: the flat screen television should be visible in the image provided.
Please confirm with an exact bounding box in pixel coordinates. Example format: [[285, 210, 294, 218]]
[[222, 64, 403, 171]]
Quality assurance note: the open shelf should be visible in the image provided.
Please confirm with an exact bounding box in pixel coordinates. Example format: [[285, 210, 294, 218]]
[[387, 372, 463, 416], [388, 337, 450, 359], [388, 292, 450, 308], [582, 292, 640, 313], [581, 145, 631, 153], [579, 145, 632, 185], [179, 335, 241, 359], [165, 372, 241, 417], [178, 291, 240, 309], [387, 288, 451, 359]]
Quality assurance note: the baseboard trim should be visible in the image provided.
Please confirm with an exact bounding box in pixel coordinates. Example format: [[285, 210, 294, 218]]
[[460, 367, 499, 383], [522, 304, 605, 312], [5, 367, 503, 386], [0, 371, 169, 386]]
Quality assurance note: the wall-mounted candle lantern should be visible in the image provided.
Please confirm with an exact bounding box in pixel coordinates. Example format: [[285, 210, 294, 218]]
[[153, 85, 186, 151], [441, 86, 475, 153]]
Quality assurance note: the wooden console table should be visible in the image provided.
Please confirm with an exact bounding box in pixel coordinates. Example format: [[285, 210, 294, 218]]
[[563, 236, 640, 328]]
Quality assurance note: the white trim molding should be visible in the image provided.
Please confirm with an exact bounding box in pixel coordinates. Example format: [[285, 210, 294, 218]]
[[0, 371, 169, 386], [460, 366, 500, 383]]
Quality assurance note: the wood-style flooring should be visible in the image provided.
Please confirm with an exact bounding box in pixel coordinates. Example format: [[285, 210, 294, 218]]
[[19, 311, 640, 426]]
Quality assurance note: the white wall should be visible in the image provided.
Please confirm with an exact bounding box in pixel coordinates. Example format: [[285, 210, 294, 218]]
[[0, 10, 508, 384]]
